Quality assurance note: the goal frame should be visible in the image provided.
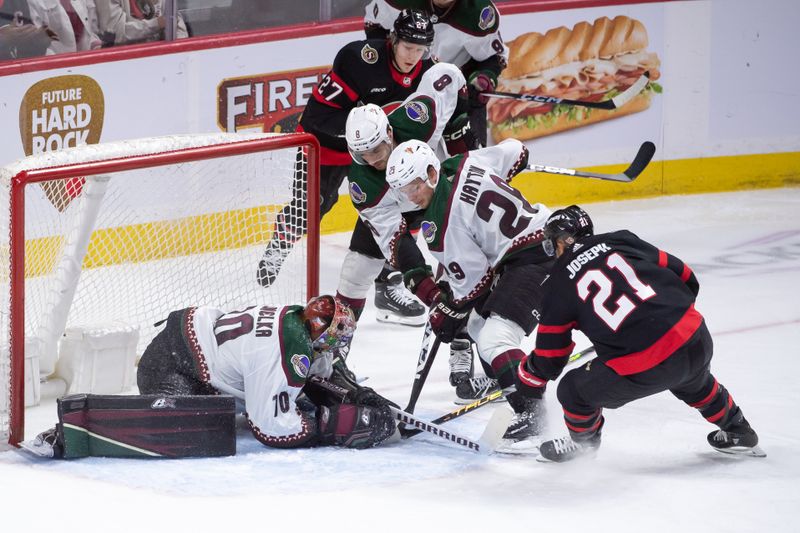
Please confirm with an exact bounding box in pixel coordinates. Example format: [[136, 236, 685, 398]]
[[5, 133, 320, 446]]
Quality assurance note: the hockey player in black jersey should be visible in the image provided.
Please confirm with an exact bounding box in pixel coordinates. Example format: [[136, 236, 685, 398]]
[[513, 205, 765, 462], [257, 9, 435, 324]]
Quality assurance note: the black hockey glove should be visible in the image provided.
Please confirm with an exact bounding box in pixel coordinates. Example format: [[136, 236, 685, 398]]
[[318, 403, 397, 449], [443, 112, 480, 155], [348, 386, 399, 410], [429, 299, 470, 343]]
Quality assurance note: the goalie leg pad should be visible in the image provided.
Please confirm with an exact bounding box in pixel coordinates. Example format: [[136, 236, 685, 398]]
[[56, 393, 236, 458]]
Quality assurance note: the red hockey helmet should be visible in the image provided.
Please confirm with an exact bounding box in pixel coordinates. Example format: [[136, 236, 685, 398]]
[[304, 295, 356, 353]]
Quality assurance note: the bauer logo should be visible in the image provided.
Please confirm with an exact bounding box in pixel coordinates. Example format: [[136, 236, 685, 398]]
[[151, 398, 177, 409], [405, 101, 429, 123], [19, 75, 105, 156], [291, 353, 311, 378], [421, 221, 437, 243], [217, 67, 327, 133], [349, 182, 367, 204]]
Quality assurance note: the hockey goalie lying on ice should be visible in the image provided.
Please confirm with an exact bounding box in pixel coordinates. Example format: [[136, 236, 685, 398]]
[[24, 295, 399, 458]]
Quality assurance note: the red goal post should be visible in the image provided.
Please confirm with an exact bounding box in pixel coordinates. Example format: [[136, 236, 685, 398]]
[[0, 132, 320, 446]]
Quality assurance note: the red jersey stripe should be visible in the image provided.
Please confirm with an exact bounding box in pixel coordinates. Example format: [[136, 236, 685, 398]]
[[605, 306, 703, 375], [538, 321, 577, 334], [681, 264, 693, 283], [658, 249, 668, 268], [534, 343, 575, 358]]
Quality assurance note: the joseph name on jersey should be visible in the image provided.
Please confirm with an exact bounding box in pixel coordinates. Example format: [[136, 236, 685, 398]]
[[366, 0, 508, 70], [421, 140, 551, 304], [185, 305, 322, 447], [348, 63, 465, 266]]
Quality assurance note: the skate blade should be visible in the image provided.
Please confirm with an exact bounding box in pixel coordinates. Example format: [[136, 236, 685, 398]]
[[712, 445, 767, 458], [495, 436, 543, 455], [535, 448, 598, 463], [375, 313, 426, 327]]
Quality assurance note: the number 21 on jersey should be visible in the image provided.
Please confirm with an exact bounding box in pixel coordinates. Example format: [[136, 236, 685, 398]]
[[576, 252, 656, 331]]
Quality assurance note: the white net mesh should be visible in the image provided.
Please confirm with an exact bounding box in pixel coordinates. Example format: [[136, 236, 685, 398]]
[[0, 133, 315, 444]]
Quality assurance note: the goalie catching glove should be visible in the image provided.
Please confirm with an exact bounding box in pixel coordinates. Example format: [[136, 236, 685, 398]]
[[318, 403, 397, 449]]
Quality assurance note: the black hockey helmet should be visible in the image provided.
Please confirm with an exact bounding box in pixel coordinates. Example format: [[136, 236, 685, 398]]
[[542, 205, 594, 256], [392, 9, 435, 46]]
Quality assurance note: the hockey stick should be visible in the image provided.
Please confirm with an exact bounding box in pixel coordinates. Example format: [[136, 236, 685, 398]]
[[484, 71, 650, 111], [400, 345, 597, 439], [391, 405, 511, 454], [306, 375, 510, 454], [527, 141, 656, 183], [404, 321, 441, 414]]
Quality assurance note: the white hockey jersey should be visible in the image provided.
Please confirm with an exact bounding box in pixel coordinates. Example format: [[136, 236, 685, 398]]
[[365, 0, 508, 70], [347, 62, 465, 265], [420, 139, 552, 303], [187, 304, 326, 448]]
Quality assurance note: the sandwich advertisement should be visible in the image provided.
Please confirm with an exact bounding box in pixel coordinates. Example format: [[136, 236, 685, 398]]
[[487, 4, 665, 167]]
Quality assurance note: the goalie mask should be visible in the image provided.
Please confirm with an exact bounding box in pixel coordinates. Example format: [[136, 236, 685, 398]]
[[304, 295, 356, 353], [385, 139, 440, 190], [542, 205, 594, 256], [346, 104, 393, 166]]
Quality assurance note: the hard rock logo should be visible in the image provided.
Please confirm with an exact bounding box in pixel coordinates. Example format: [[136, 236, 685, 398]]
[[19, 74, 105, 211]]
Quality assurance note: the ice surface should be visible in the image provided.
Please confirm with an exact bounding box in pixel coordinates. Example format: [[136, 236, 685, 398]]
[[2, 189, 798, 533]]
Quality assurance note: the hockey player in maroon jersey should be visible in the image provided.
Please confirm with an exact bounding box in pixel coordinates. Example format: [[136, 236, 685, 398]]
[[514, 205, 765, 462], [257, 9, 436, 326]]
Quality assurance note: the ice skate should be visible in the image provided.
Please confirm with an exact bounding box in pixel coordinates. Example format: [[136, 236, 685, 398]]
[[496, 397, 546, 454], [374, 272, 426, 326], [707, 424, 766, 458], [256, 238, 294, 287], [537, 434, 601, 463]]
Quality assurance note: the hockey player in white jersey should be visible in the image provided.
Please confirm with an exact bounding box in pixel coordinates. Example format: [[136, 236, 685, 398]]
[[136, 295, 397, 450], [337, 62, 496, 402], [385, 138, 553, 446]]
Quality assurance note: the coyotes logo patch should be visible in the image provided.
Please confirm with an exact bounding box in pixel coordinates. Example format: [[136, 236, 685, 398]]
[[405, 101, 429, 123], [349, 181, 367, 204], [291, 353, 311, 378], [478, 7, 496, 31], [421, 220, 438, 243]]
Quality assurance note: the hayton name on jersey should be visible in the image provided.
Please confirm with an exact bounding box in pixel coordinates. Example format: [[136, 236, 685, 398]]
[[458, 165, 486, 206]]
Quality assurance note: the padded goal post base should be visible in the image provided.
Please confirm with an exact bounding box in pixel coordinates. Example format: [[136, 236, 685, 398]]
[[56, 393, 236, 458]]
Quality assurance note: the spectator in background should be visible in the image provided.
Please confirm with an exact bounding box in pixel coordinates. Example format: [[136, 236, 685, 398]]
[[1, 0, 56, 59], [95, 0, 187, 45]]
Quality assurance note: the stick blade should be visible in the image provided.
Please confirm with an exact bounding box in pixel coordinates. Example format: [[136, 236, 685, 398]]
[[622, 141, 656, 181], [610, 71, 651, 109], [478, 406, 514, 453]]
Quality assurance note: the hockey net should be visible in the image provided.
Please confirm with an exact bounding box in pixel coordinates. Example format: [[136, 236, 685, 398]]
[[0, 132, 320, 446]]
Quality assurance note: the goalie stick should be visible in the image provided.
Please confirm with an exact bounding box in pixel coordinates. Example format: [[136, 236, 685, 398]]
[[484, 71, 650, 111], [400, 345, 597, 439], [527, 141, 656, 183]]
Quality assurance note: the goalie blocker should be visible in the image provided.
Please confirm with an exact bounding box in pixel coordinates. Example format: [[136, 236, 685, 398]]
[[32, 394, 236, 459]]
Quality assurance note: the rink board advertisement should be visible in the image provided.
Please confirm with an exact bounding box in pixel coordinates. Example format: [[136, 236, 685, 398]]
[[1, 0, 798, 231]]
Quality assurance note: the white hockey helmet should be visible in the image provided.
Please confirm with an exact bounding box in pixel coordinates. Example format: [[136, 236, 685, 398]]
[[345, 104, 393, 165], [385, 139, 441, 190]]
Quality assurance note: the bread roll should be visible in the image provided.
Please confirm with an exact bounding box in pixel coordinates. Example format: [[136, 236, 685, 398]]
[[490, 91, 652, 142], [504, 16, 649, 78]]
